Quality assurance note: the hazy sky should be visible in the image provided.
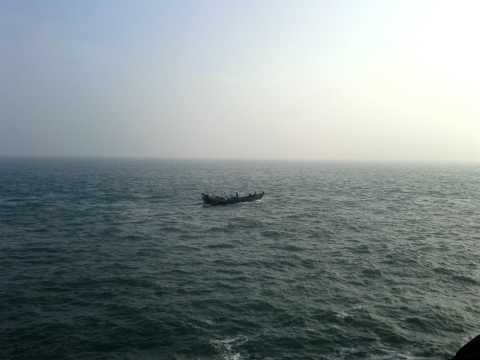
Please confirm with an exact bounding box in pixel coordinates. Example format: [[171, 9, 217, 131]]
[[1, 0, 479, 161]]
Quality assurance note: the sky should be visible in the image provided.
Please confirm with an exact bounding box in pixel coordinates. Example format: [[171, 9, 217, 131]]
[[1, 0, 479, 161]]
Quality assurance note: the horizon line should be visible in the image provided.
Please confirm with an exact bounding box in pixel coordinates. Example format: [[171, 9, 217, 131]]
[[0, 154, 479, 165]]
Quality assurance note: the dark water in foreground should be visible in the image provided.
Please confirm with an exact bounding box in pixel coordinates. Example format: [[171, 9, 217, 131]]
[[1, 159, 479, 360]]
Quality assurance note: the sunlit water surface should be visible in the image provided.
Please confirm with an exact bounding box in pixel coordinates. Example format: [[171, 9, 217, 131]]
[[1, 159, 479, 359]]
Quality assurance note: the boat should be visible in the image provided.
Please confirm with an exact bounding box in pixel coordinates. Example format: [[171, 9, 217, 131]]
[[201, 191, 264, 206]]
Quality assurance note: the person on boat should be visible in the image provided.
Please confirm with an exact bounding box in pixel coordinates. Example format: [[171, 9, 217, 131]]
[[236, 192, 239, 199]]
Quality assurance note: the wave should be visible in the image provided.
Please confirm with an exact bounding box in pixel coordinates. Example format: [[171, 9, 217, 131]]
[[210, 335, 248, 360]]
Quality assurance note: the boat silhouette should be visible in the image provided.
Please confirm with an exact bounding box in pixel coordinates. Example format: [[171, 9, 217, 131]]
[[201, 192, 264, 206]]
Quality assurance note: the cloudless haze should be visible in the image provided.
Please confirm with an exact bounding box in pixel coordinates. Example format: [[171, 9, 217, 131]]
[[1, 0, 479, 161]]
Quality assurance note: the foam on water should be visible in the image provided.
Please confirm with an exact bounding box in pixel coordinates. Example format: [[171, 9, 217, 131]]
[[210, 336, 248, 360]]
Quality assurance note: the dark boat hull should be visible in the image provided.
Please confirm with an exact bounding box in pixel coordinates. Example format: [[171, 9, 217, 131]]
[[202, 192, 264, 206]]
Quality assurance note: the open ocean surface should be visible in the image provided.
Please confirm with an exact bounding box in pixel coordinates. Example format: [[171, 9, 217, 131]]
[[1, 159, 479, 360]]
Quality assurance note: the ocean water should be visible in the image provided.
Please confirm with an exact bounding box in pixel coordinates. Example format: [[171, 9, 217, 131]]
[[1, 159, 479, 360]]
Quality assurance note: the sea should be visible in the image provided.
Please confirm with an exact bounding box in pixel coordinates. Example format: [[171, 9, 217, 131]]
[[1, 158, 479, 360]]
